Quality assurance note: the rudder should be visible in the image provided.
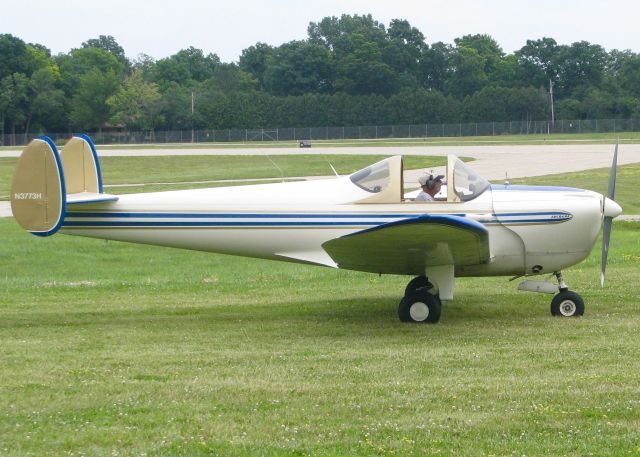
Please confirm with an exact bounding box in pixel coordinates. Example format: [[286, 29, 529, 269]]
[[10, 136, 66, 236]]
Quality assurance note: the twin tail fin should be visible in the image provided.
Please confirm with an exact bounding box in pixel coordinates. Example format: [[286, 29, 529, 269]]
[[10, 135, 118, 236]]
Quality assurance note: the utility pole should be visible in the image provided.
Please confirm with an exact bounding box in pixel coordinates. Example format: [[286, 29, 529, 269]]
[[549, 79, 555, 132], [191, 91, 195, 143]]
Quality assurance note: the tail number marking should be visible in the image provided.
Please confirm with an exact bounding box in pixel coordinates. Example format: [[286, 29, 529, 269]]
[[13, 193, 43, 200]]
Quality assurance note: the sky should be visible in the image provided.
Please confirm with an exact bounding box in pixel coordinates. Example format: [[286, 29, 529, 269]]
[[2, 0, 639, 62]]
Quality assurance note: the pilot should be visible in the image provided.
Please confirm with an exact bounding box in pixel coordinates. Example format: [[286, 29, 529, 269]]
[[415, 173, 444, 202]]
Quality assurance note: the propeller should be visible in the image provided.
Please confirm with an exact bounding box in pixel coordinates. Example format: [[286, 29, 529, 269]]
[[600, 140, 621, 287]]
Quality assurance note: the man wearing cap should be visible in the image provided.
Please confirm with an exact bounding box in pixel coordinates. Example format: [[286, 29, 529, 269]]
[[415, 173, 444, 202]]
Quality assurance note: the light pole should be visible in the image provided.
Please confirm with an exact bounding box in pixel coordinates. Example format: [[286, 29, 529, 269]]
[[549, 79, 555, 132], [191, 91, 195, 143]]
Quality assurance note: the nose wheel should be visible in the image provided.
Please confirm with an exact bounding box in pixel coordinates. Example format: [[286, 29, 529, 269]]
[[550, 290, 585, 317], [550, 272, 585, 317], [399, 276, 442, 323]]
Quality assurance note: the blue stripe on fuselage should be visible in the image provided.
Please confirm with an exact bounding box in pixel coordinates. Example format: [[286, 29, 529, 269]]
[[491, 184, 584, 192]]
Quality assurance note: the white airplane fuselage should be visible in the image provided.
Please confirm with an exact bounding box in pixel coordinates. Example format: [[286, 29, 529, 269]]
[[60, 177, 606, 278]]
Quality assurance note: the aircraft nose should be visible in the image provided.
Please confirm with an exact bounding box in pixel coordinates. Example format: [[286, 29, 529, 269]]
[[603, 197, 622, 218]]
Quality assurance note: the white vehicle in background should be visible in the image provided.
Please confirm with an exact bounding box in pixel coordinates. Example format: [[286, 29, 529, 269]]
[[11, 135, 622, 323]]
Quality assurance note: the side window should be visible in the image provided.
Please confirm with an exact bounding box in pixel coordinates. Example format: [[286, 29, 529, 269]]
[[453, 159, 489, 201], [350, 160, 390, 193]]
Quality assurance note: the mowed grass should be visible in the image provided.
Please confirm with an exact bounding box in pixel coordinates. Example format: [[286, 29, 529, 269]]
[[1, 216, 640, 456]]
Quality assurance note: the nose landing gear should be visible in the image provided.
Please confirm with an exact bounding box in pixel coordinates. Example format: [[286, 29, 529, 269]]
[[550, 272, 585, 317]]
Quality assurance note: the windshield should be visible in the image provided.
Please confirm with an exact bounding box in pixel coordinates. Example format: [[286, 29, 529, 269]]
[[453, 159, 490, 201], [350, 158, 390, 193]]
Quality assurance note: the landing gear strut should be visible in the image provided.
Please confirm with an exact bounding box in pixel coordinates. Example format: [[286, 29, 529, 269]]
[[399, 276, 442, 323], [550, 271, 585, 317]]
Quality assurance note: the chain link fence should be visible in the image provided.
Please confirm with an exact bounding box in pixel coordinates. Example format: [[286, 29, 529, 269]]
[[2, 118, 639, 146]]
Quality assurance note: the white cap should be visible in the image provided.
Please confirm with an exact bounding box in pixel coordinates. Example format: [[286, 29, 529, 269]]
[[418, 173, 444, 186]]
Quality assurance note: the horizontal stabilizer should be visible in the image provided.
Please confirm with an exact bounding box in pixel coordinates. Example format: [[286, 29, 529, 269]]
[[322, 214, 490, 275], [67, 192, 119, 205]]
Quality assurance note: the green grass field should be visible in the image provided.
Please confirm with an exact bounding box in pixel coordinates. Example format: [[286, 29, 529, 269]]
[[1, 143, 640, 455], [1, 216, 639, 456]]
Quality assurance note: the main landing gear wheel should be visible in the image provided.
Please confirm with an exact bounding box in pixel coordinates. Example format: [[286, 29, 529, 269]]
[[398, 290, 442, 323], [550, 290, 585, 317], [404, 275, 433, 296]]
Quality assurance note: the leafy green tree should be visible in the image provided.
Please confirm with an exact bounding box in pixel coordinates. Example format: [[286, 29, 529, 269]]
[[29, 66, 67, 132], [82, 35, 130, 71], [69, 68, 120, 131], [385, 19, 426, 78], [454, 34, 504, 74], [263, 41, 333, 96], [239, 43, 273, 89], [154, 47, 219, 86], [515, 37, 560, 88], [0, 73, 31, 135], [132, 53, 157, 80], [462, 86, 548, 122], [204, 63, 258, 93], [308, 14, 387, 50], [0, 34, 39, 80], [157, 81, 192, 130], [618, 55, 640, 97], [554, 41, 607, 97], [107, 69, 163, 131], [446, 47, 488, 98], [491, 54, 524, 87], [419, 42, 453, 92], [333, 33, 398, 95], [55, 47, 125, 97]]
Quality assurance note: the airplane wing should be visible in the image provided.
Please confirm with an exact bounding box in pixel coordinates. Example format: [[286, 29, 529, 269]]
[[322, 214, 490, 275]]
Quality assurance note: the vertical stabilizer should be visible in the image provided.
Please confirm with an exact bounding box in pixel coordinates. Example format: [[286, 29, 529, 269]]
[[60, 134, 103, 194], [10, 136, 66, 236]]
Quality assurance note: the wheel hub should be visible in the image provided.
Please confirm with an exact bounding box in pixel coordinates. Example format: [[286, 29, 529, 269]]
[[409, 302, 430, 321], [559, 300, 577, 316]]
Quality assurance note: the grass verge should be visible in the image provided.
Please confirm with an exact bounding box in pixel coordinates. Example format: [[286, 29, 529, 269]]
[[1, 217, 639, 456]]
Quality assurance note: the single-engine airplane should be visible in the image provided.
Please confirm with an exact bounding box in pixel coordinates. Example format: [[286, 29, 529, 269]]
[[11, 135, 623, 323]]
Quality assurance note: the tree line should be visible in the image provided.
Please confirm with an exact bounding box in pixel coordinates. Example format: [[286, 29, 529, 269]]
[[1, 14, 639, 137]]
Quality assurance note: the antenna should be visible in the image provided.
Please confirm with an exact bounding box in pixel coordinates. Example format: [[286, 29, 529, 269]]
[[504, 171, 510, 186], [265, 155, 285, 183], [329, 163, 340, 177]]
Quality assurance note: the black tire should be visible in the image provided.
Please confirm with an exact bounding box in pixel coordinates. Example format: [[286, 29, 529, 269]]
[[398, 290, 441, 323], [550, 290, 585, 317], [404, 276, 433, 297]]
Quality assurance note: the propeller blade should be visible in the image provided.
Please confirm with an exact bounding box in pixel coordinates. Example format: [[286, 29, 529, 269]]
[[601, 216, 613, 287], [601, 141, 619, 288], [608, 140, 618, 200]]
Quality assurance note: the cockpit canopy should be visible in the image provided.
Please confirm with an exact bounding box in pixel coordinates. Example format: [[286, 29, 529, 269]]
[[451, 158, 490, 202], [350, 159, 390, 193], [349, 155, 489, 203]]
